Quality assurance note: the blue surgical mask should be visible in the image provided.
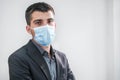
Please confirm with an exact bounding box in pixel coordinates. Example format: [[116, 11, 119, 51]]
[[33, 25, 55, 46]]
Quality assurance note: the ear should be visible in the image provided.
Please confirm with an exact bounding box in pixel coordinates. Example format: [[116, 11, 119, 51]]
[[26, 25, 31, 34]]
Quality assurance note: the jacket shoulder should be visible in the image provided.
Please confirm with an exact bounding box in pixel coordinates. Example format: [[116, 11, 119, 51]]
[[9, 45, 27, 58], [8, 40, 33, 60], [54, 49, 68, 62], [54, 49, 66, 56], [8, 44, 29, 64]]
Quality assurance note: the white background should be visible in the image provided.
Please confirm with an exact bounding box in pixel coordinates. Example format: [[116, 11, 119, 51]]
[[0, 0, 120, 80]]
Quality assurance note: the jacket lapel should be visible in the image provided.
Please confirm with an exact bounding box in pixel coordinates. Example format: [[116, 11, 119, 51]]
[[54, 51, 61, 80], [26, 40, 51, 80]]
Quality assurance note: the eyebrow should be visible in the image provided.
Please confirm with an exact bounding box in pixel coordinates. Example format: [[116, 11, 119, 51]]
[[33, 18, 54, 23], [33, 19, 42, 23], [48, 18, 54, 21]]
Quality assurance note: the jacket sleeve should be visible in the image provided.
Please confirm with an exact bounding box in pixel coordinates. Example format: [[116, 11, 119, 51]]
[[66, 59, 76, 80], [8, 54, 32, 80]]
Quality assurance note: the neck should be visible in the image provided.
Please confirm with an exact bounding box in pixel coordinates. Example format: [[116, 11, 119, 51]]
[[41, 45, 50, 54], [32, 39, 51, 57], [42, 45, 51, 58]]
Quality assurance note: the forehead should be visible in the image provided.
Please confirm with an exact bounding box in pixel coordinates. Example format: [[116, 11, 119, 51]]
[[31, 11, 54, 21]]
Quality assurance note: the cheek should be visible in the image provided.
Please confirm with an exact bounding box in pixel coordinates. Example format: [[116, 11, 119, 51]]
[[51, 23, 56, 29], [51, 22, 56, 26], [31, 29, 35, 37], [53, 23, 56, 26]]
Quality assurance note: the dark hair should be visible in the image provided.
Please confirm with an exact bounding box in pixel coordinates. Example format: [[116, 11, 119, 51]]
[[25, 2, 55, 25]]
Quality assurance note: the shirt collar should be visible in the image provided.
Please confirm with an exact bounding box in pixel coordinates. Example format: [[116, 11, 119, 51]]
[[32, 39, 55, 58]]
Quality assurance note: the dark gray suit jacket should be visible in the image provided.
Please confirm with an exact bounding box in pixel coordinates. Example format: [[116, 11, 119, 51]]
[[8, 40, 75, 80]]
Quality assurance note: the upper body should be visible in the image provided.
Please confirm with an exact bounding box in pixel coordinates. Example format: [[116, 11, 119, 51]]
[[8, 2, 75, 80], [8, 40, 75, 80]]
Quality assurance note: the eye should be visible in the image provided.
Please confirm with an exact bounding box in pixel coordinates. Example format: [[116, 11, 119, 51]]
[[48, 19, 54, 24], [35, 21, 41, 25], [34, 20, 42, 26]]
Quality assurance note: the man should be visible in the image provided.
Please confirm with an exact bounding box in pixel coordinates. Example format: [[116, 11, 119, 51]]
[[8, 2, 75, 80]]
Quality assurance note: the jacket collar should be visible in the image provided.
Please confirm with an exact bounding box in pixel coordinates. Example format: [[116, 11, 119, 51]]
[[31, 39, 55, 58], [26, 40, 51, 80], [54, 52, 61, 80]]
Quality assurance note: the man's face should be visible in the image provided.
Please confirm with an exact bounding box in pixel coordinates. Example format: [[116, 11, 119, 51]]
[[26, 10, 56, 37]]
